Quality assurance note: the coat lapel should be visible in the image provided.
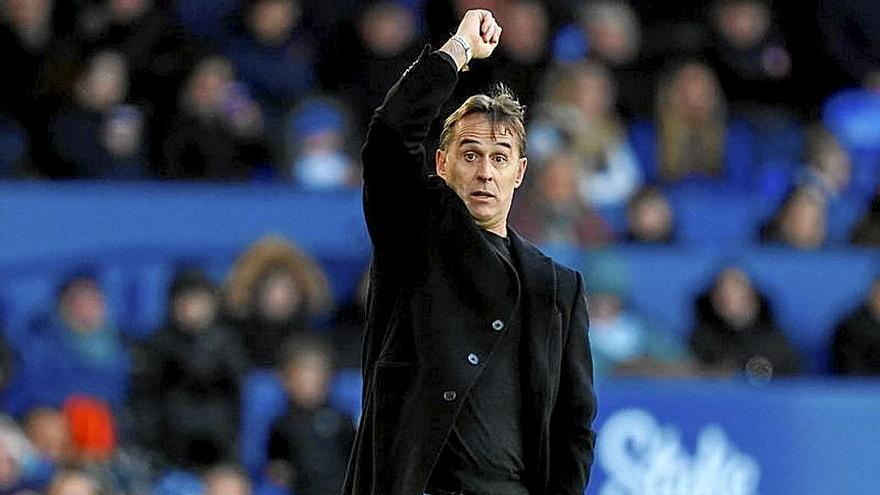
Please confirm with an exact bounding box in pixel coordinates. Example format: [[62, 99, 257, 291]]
[[508, 229, 557, 490], [508, 228, 556, 356]]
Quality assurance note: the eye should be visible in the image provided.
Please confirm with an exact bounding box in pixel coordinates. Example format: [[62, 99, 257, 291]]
[[463, 151, 478, 162], [493, 154, 508, 165]]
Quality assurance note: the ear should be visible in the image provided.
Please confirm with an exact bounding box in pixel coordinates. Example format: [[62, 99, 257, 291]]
[[435, 148, 448, 178], [514, 156, 528, 188]]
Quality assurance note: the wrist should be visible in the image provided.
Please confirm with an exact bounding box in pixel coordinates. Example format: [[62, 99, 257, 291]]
[[450, 34, 472, 64], [439, 36, 471, 72]]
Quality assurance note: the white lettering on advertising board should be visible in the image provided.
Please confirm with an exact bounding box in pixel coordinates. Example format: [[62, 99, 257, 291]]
[[598, 409, 760, 495]]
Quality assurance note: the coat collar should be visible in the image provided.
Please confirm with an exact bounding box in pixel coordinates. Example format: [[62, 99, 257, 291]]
[[507, 228, 556, 317]]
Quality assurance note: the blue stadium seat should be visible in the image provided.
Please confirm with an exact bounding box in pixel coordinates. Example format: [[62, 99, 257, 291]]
[[665, 189, 774, 246], [739, 248, 879, 372], [608, 246, 724, 337], [239, 369, 288, 478], [823, 89, 880, 198], [153, 470, 203, 495]]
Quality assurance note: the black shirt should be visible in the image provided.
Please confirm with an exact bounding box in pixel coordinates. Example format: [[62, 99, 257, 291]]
[[427, 230, 529, 495]]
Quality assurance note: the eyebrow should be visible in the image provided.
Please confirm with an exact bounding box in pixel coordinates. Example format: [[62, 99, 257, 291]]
[[460, 138, 513, 151]]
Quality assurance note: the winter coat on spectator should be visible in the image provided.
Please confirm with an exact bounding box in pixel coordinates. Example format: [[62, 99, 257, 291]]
[[689, 292, 800, 376], [268, 403, 355, 495], [163, 111, 261, 179], [831, 305, 880, 375], [224, 236, 333, 368], [225, 32, 315, 115], [131, 320, 247, 468], [81, 7, 192, 118], [49, 106, 148, 179]]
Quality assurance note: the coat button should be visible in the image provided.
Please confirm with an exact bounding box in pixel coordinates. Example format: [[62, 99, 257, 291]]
[[467, 353, 479, 365], [443, 390, 457, 402], [491, 319, 504, 331]]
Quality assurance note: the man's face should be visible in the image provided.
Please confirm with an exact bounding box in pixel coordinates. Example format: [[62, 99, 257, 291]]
[[436, 113, 527, 235]]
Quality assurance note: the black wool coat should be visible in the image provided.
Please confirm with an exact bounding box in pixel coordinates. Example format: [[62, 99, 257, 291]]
[[342, 47, 597, 495]]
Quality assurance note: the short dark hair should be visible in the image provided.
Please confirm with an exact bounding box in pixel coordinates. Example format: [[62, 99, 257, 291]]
[[439, 84, 526, 157]]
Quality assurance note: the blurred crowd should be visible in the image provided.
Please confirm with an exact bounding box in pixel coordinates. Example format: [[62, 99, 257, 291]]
[[0, 236, 364, 495], [2, 0, 880, 494], [1, 0, 879, 243]]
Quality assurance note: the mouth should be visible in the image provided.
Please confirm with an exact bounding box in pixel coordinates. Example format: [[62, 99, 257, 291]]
[[470, 191, 496, 201]]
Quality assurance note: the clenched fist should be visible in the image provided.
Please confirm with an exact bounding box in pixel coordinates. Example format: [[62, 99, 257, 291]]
[[455, 9, 502, 60], [441, 9, 502, 70]]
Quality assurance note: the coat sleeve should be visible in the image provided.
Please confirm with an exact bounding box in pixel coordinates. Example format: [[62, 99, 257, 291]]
[[361, 46, 458, 259], [548, 271, 597, 494]]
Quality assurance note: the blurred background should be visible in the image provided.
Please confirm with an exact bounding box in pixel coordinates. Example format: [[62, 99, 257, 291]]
[[1, 0, 879, 494]]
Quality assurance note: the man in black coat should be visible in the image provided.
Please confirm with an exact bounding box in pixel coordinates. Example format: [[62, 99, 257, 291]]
[[342, 10, 596, 495]]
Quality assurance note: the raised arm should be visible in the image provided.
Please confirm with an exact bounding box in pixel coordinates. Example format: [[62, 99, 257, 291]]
[[361, 10, 502, 255]]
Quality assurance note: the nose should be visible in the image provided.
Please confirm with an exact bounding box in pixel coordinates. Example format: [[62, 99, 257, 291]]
[[476, 157, 493, 181]]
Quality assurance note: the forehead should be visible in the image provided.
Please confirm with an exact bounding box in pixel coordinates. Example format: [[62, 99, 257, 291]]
[[452, 113, 516, 148]]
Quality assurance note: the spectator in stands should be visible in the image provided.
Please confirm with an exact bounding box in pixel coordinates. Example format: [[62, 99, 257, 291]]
[[851, 188, 880, 246], [798, 124, 852, 201], [46, 469, 103, 495], [630, 61, 753, 191], [760, 185, 827, 249], [225, 0, 316, 162], [4, 271, 130, 417], [48, 50, 148, 178], [0, 0, 55, 113], [319, 1, 422, 135], [689, 267, 800, 378], [23, 407, 72, 466], [624, 186, 675, 244], [831, 275, 880, 375], [488, 0, 552, 110], [224, 236, 332, 368], [75, 0, 193, 121], [583, 251, 692, 379], [163, 55, 270, 179], [266, 336, 354, 495], [511, 152, 614, 248], [63, 395, 154, 495], [226, 0, 315, 110], [132, 267, 247, 469], [541, 60, 642, 207], [0, 0, 66, 176], [204, 464, 251, 495], [555, 0, 652, 118], [286, 97, 359, 189], [62, 395, 116, 464], [705, 0, 796, 113]]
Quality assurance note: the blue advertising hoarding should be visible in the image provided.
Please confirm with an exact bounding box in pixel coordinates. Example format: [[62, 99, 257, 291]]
[[587, 379, 880, 495]]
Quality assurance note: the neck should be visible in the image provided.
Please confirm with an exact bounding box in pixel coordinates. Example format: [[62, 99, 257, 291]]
[[482, 223, 507, 238]]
